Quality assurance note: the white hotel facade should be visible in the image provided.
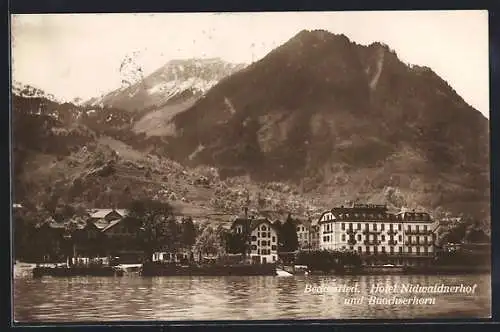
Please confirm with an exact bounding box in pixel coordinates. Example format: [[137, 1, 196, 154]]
[[317, 203, 438, 266]]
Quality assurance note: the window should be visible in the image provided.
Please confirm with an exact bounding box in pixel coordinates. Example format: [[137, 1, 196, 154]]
[[398, 224, 402, 231], [381, 247, 386, 253], [262, 232, 267, 238], [373, 223, 377, 230], [342, 234, 346, 241], [390, 247, 394, 254], [268, 232, 271, 237], [272, 236, 276, 242], [262, 225, 267, 231], [424, 225, 428, 231], [416, 225, 419, 232], [399, 247, 403, 253], [271, 245, 277, 251], [357, 234, 361, 241], [272, 256, 276, 262], [341, 223, 345, 230], [424, 246, 428, 253], [399, 235, 402, 241], [349, 223, 352, 229], [350, 246, 354, 251], [258, 232, 261, 237], [357, 223, 361, 230], [407, 225, 411, 231], [358, 247, 362, 253], [258, 240, 260, 246], [416, 246, 421, 254], [381, 235, 385, 242], [257, 249, 261, 255], [374, 246, 378, 254], [251, 236, 257, 241], [326, 236, 330, 242], [296, 227, 300, 232], [381, 224, 385, 231], [251, 245, 257, 250], [365, 223, 369, 230], [366, 246, 370, 253]]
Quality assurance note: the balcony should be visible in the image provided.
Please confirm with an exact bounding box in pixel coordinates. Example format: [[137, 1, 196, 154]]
[[346, 228, 356, 234], [363, 230, 382, 235], [364, 240, 381, 245], [388, 240, 398, 245], [387, 229, 398, 236], [405, 229, 433, 235], [362, 252, 434, 258], [347, 239, 357, 246]]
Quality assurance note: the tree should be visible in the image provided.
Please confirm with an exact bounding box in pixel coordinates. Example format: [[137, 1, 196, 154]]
[[280, 214, 298, 253], [181, 217, 197, 249], [128, 199, 177, 261], [273, 219, 283, 249], [226, 231, 248, 256], [194, 225, 226, 259]]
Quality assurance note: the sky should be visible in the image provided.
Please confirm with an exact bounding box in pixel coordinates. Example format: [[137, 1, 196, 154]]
[[11, 11, 489, 117]]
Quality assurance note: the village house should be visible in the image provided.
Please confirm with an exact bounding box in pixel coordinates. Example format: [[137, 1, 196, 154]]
[[72, 220, 107, 258], [295, 217, 320, 250], [87, 209, 128, 224], [317, 203, 438, 266], [101, 216, 144, 263], [34, 221, 67, 262], [230, 215, 279, 264]]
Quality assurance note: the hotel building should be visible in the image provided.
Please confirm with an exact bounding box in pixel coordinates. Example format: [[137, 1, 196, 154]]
[[317, 203, 438, 266], [231, 216, 279, 264]]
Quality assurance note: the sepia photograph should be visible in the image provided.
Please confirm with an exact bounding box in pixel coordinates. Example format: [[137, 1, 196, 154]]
[[10, 11, 491, 322]]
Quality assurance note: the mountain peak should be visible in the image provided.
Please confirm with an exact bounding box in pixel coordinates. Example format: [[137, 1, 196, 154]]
[[86, 58, 246, 112]]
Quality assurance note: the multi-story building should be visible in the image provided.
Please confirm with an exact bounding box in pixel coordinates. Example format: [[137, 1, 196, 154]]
[[230, 216, 279, 264], [296, 218, 320, 250], [317, 203, 437, 266], [296, 218, 310, 249]]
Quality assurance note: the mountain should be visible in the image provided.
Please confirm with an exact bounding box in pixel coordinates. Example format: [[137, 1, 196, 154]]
[[12, 81, 61, 103], [11, 88, 321, 221], [11, 30, 490, 222], [163, 30, 489, 220], [86, 58, 246, 112]]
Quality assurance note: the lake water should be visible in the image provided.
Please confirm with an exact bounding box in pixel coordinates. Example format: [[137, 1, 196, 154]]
[[13, 270, 491, 322]]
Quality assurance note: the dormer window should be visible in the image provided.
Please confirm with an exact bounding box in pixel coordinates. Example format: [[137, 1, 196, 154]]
[[261, 225, 267, 231]]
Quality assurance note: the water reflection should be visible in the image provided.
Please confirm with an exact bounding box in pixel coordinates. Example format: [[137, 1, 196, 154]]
[[14, 273, 491, 322]]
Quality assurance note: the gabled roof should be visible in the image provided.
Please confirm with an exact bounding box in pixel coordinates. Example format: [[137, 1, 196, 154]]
[[89, 209, 128, 219], [101, 219, 122, 232]]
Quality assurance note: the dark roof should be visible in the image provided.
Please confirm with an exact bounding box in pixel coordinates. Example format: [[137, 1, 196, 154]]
[[395, 211, 432, 222], [249, 218, 275, 231], [230, 216, 278, 232], [317, 207, 433, 224], [102, 219, 122, 232]]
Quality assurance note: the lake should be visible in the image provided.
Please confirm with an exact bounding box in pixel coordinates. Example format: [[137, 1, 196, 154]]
[[13, 271, 491, 322]]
